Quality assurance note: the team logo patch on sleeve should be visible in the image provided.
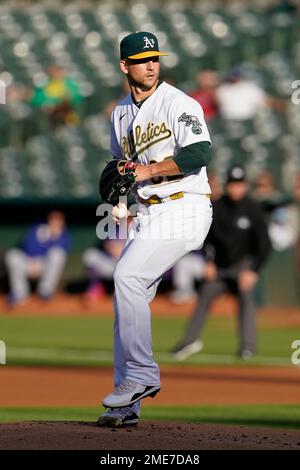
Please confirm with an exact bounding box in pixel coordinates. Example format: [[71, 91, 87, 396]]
[[178, 112, 202, 135]]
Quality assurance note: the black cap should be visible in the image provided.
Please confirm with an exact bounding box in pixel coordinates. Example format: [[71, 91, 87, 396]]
[[226, 166, 246, 184], [120, 31, 168, 60]]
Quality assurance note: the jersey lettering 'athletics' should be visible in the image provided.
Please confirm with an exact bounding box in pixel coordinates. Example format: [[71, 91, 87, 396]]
[[122, 121, 172, 159]]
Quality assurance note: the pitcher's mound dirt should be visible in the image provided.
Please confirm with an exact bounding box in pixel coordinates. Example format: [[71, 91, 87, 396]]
[[0, 421, 300, 450]]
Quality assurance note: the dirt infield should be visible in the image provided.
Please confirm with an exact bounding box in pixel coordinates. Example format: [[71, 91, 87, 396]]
[[1, 421, 300, 450], [1, 364, 300, 449], [0, 292, 234, 317], [1, 365, 300, 407], [2, 293, 300, 329]]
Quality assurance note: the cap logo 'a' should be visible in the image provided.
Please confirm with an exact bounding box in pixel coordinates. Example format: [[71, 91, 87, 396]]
[[143, 36, 155, 49]]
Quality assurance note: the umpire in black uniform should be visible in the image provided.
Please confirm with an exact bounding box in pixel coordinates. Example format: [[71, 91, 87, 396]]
[[172, 166, 272, 360]]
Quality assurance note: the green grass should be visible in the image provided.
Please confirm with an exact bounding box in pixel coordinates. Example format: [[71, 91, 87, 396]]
[[1, 405, 300, 430], [0, 314, 299, 366], [1, 314, 299, 432]]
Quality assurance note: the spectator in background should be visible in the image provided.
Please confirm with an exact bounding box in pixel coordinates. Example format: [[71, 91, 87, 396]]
[[208, 171, 223, 202], [5, 211, 71, 306], [268, 204, 299, 251], [188, 70, 219, 121], [82, 237, 126, 305], [29, 65, 83, 127], [171, 166, 271, 361], [252, 170, 284, 222], [253, 170, 298, 251], [216, 68, 285, 121]]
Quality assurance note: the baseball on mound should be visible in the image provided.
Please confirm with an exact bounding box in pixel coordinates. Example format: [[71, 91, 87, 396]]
[[112, 204, 128, 219]]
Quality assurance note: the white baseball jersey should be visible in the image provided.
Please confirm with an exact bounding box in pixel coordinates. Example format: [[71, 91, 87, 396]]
[[110, 81, 211, 199]]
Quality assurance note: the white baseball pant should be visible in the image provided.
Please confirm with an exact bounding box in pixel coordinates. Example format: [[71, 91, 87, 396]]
[[112, 193, 212, 413]]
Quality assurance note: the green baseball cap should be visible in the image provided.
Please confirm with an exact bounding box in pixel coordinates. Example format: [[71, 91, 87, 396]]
[[120, 31, 168, 60]]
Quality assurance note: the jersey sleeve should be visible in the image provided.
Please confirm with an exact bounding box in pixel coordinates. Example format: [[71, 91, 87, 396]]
[[171, 95, 211, 149], [110, 111, 123, 159]]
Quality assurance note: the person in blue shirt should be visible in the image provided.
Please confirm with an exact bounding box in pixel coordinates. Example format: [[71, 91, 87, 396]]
[[5, 211, 71, 306]]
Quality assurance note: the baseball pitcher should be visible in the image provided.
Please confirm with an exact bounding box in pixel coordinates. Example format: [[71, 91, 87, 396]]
[[98, 31, 213, 427]]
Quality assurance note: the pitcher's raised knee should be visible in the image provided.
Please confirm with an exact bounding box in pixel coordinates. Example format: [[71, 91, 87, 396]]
[[114, 262, 147, 292]]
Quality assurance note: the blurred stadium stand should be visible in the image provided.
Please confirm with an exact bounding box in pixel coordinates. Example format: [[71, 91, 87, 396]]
[[0, 0, 299, 304], [0, 0, 299, 207]]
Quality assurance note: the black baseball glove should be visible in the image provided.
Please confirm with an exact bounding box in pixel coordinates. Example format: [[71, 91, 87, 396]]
[[99, 159, 137, 206]]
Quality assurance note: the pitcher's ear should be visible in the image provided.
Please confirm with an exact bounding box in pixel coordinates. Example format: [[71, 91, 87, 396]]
[[120, 60, 128, 74]]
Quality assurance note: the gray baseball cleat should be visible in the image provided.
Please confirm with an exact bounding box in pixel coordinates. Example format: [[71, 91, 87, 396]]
[[238, 349, 255, 360], [171, 339, 203, 361], [102, 378, 160, 408], [97, 407, 139, 427]]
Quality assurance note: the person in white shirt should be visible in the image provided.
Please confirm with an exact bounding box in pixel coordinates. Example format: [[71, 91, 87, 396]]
[[217, 68, 268, 121]]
